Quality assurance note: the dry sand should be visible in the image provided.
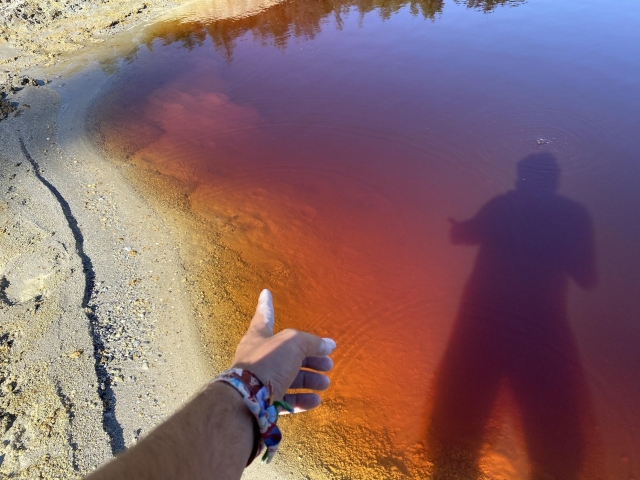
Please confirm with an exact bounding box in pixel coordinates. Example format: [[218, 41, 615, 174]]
[[0, 74, 214, 477], [0, 0, 187, 90]]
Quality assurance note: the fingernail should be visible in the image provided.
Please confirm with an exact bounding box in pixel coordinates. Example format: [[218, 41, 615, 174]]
[[320, 338, 336, 355], [257, 289, 274, 331]]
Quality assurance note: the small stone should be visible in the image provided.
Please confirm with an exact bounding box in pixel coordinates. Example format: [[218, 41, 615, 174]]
[[69, 349, 83, 359], [0, 98, 16, 121]]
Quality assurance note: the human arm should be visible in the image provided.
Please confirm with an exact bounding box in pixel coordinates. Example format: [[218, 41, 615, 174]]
[[449, 195, 504, 245], [86, 289, 336, 480]]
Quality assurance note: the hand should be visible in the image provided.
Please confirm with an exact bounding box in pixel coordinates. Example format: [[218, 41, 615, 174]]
[[231, 289, 336, 413]]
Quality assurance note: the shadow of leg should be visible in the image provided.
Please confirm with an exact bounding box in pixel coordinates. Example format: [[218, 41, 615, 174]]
[[428, 320, 503, 479], [511, 347, 586, 480]]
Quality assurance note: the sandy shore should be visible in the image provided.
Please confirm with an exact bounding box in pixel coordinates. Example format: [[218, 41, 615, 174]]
[[0, 0, 327, 478], [0, 68, 215, 476], [0, 0, 188, 90]]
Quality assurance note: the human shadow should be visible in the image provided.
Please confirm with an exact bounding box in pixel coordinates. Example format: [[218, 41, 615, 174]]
[[428, 153, 597, 479]]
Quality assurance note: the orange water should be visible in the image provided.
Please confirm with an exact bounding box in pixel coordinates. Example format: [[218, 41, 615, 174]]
[[95, 0, 640, 477]]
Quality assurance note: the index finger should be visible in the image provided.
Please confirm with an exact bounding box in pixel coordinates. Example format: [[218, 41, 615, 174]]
[[292, 330, 337, 358]]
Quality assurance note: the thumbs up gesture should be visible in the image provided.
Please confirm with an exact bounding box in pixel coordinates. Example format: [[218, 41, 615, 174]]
[[232, 290, 336, 413]]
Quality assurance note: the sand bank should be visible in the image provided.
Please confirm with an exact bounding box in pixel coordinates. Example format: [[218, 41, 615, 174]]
[[0, 0, 188, 91], [0, 0, 326, 477], [0, 71, 212, 476]]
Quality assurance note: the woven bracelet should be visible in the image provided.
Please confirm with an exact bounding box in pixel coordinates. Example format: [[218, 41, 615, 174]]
[[210, 368, 293, 464]]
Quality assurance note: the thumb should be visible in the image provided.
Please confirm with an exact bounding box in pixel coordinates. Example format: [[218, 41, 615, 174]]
[[250, 289, 275, 336]]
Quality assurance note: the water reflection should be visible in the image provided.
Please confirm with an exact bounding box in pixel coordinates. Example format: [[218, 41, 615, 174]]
[[145, 0, 524, 59], [429, 153, 597, 478]]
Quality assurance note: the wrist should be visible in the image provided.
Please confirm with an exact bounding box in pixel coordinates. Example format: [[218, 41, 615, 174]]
[[203, 382, 256, 467], [211, 368, 293, 464], [209, 382, 260, 466]]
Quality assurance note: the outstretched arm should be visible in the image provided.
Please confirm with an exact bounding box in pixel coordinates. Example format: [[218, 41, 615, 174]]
[[449, 196, 502, 245], [86, 290, 336, 480]]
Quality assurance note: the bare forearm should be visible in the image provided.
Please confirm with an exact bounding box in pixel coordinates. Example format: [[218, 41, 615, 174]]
[[86, 289, 336, 479], [87, 383, 254, 480]]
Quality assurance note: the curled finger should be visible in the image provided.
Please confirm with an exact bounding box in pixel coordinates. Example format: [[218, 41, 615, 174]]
[[290, 370, 330, 391], [302, 356, 334, 372], [281, 393, 322, 414]]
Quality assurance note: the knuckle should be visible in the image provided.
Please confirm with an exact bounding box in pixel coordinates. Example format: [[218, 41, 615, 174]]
[[281, 328, 299, 339]]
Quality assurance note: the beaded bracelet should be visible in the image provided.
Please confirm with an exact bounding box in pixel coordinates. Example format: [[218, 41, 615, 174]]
[[210, 368, 293, 464]]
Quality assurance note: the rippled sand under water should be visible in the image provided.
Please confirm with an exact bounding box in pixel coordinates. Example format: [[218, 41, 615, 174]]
[[93, 0, 640, 477]]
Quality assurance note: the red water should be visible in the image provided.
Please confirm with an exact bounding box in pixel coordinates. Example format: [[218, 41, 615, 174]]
[[96, 0, 640, 477]]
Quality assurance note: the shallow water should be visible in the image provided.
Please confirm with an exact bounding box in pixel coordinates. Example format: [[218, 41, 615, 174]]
[[96, 0, 640, 477]]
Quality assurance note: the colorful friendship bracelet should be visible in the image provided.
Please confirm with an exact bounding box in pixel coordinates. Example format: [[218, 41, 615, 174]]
[[211, 368, 293, 464]]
